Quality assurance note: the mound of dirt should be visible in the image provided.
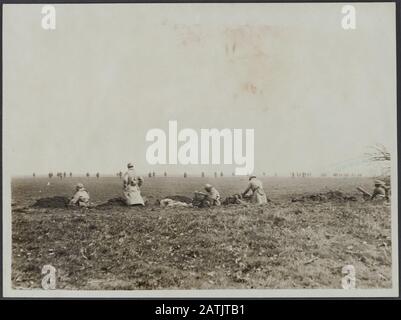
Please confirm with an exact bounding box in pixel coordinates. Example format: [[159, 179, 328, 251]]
[[32, 196, 70, 208], [96, 197, 126, 208], [291, 190, 357, 203]]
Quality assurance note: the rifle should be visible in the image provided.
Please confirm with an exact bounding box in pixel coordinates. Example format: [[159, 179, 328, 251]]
[[356, 186, 372, 198]]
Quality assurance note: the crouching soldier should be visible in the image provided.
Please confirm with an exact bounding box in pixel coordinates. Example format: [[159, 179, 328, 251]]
[[242, 176, 268, 204], [123, 177, 145, 206], [194, 184, 221, 207], [69, 183, 90, 207], [371, 180, 390, 201], [205, 184, 221, 206]]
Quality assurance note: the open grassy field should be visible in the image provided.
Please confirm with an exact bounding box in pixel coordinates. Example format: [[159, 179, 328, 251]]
[[11, 176, 392, 290]]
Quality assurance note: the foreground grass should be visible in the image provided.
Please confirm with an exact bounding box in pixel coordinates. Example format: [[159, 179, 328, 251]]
[[12, 200, 391, 290]]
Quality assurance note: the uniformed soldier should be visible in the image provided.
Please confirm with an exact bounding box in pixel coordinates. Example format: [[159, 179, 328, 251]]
[[194, 184, 221, 207], [122, 163, 145, 206], [69, 183, 90, 207], [204, 184, 221, 206], [123, 163, 136, 187], [242, 176, 268, 204], [371, 180, 389, 200]]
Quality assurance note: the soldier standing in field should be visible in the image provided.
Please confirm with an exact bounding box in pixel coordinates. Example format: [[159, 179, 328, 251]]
[[96, 172, 100, 179], [123, 163, 136, 186], [242, 176, 268, 204]]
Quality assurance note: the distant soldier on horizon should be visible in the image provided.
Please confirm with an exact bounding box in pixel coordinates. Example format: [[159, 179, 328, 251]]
[[164, 171, 167, 177], [96, 172, 100, 179], [220, 172, 223, 177], [184, 172, 187, 178], [201, 172, 205, 178], [86, 172, 90, 178], [152, 171, 156, 177], [63, 172, 66, 178], [70, 172, 72, 177], [33, 173, 35, 178], [48, 172, 53, 179]]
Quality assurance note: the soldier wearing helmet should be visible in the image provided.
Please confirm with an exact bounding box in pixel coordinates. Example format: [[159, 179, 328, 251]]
[[69, 183, 90, 207]]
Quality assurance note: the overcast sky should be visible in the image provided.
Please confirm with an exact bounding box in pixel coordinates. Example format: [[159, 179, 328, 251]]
[[3, 3, 396, 176]]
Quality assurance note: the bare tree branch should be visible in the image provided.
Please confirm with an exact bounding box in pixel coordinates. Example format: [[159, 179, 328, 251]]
[[365, 144, 391, 162]]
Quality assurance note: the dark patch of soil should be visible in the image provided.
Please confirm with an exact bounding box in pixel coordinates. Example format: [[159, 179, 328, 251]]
[[292, 190, 357, 202], [96, 197, 126, 209], [32, 196, 70, 208]]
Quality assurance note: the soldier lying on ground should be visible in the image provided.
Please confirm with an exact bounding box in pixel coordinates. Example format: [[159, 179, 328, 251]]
[[222, 193, 248, 205], [159, 198, 194, 208], [155, 195, 193, 208]]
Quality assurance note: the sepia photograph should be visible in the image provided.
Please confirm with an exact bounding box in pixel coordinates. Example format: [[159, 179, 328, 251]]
[[2, 2, 398, 298]]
